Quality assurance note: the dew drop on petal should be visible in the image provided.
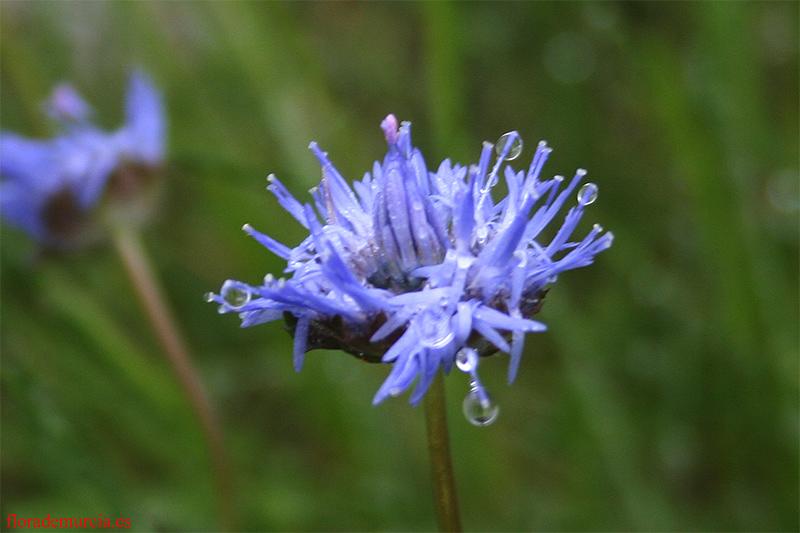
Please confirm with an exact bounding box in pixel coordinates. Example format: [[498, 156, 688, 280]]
[[222, 285, 251, 308], [421, 327, 455, 349], [577, 183, 598, 205], [203, 292, 215, 303], [463, 388, 500, 427], [496, 132, 523, 161], [474, 225, 490, 246], [455, 347, 478, 373], [419, 309, 456, 349]]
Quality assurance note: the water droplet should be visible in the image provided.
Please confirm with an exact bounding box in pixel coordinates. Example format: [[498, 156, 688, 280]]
[[496, 132, 523, 161], [577, 183, 598, 205], [456, 254, 474, 270], [417, 308, 456, 349], [474, 225, 490, 246], [420, 322, 455, 349], [455, 347, 478, 373], [203, 292, 215, 303], [222, 285, 250, 308], [463, 388, 500, 427]]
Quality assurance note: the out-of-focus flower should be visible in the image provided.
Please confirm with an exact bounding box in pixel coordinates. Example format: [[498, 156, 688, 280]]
[[0, 71, 166, 249], [208, 114, 612, 411]]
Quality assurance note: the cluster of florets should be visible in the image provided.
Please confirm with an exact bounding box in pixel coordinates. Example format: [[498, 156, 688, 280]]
[[208, 114, 612, 408], [0, 71, 165, 249]]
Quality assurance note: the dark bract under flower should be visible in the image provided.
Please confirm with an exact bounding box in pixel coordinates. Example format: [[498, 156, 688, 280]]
[[208, 115, 613, 408]]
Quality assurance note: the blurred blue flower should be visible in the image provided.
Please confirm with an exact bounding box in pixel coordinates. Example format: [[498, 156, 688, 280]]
[[209, 115, 613, 406], [0, 71, 166, 247]]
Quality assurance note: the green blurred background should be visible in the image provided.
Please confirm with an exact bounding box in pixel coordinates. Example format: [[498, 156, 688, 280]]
[[1, 2, 798, 531]]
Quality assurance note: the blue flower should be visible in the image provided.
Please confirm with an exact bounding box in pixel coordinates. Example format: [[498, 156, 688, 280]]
[[0, 71, 166, 247], [208, 115, 613, 407]]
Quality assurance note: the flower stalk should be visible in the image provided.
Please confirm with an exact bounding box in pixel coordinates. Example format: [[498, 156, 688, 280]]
[[111, 225, 235, 531], [423, 371, 462, 532]]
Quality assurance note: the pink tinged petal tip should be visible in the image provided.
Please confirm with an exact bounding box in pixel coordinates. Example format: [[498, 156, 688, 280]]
[[381, 114, 399, 146]]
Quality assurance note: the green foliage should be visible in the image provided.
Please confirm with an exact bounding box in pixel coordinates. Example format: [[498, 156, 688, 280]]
[[2, 2, 797, 531]]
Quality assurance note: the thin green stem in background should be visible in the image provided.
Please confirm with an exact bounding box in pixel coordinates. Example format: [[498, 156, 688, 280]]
[[111, 226, 235, 532], [423, 371, 462, 532]]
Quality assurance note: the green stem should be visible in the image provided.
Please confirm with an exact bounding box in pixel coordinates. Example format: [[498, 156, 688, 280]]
[[111, 226, 235, 531], [423, 371, 462, 532]]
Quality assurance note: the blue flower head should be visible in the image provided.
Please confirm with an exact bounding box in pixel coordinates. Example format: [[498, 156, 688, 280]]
[[208, 115, 612, 413], [0, 71, 166, 249]]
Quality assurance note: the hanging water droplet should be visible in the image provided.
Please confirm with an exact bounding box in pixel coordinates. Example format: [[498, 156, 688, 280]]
[[203, 292, 215, 303], [577, 183, 598, 205], [455, 347, 478, 373], [221, 285, 250, 308], [463, 388, 500, 427], [496, 132, 523, 161]]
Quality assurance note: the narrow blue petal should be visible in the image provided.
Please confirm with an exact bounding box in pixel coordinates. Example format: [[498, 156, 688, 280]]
[[524, 141, 552, 192], [380, 328, 418, 363], [0, 133, 61, 190], [0, 181, 48, 239], [373, 347, 420, 404], [409, 354, 439, 406], [370, 308, 413, 342], [508, 330, 525, 383], [453, 180, 475, 253], [408, 198, 442, 265], [323, 249, 387, 312], [268, 175, 309, 228], [475, 193, 535, 275], [382, 159, 417, 270], [46, 83, 93, 124], [242, 223, 291, 259], [452, 301, 475, 345], [474, 305, 546, 333], [373, 191, 404, 281], [293, 316, 310, 371], [472, 318, 511, 353], [122, 70, 166, 164], [409, 149, 430, 196], [473, 141, 494, 197], [240, 308, 284, 328]]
